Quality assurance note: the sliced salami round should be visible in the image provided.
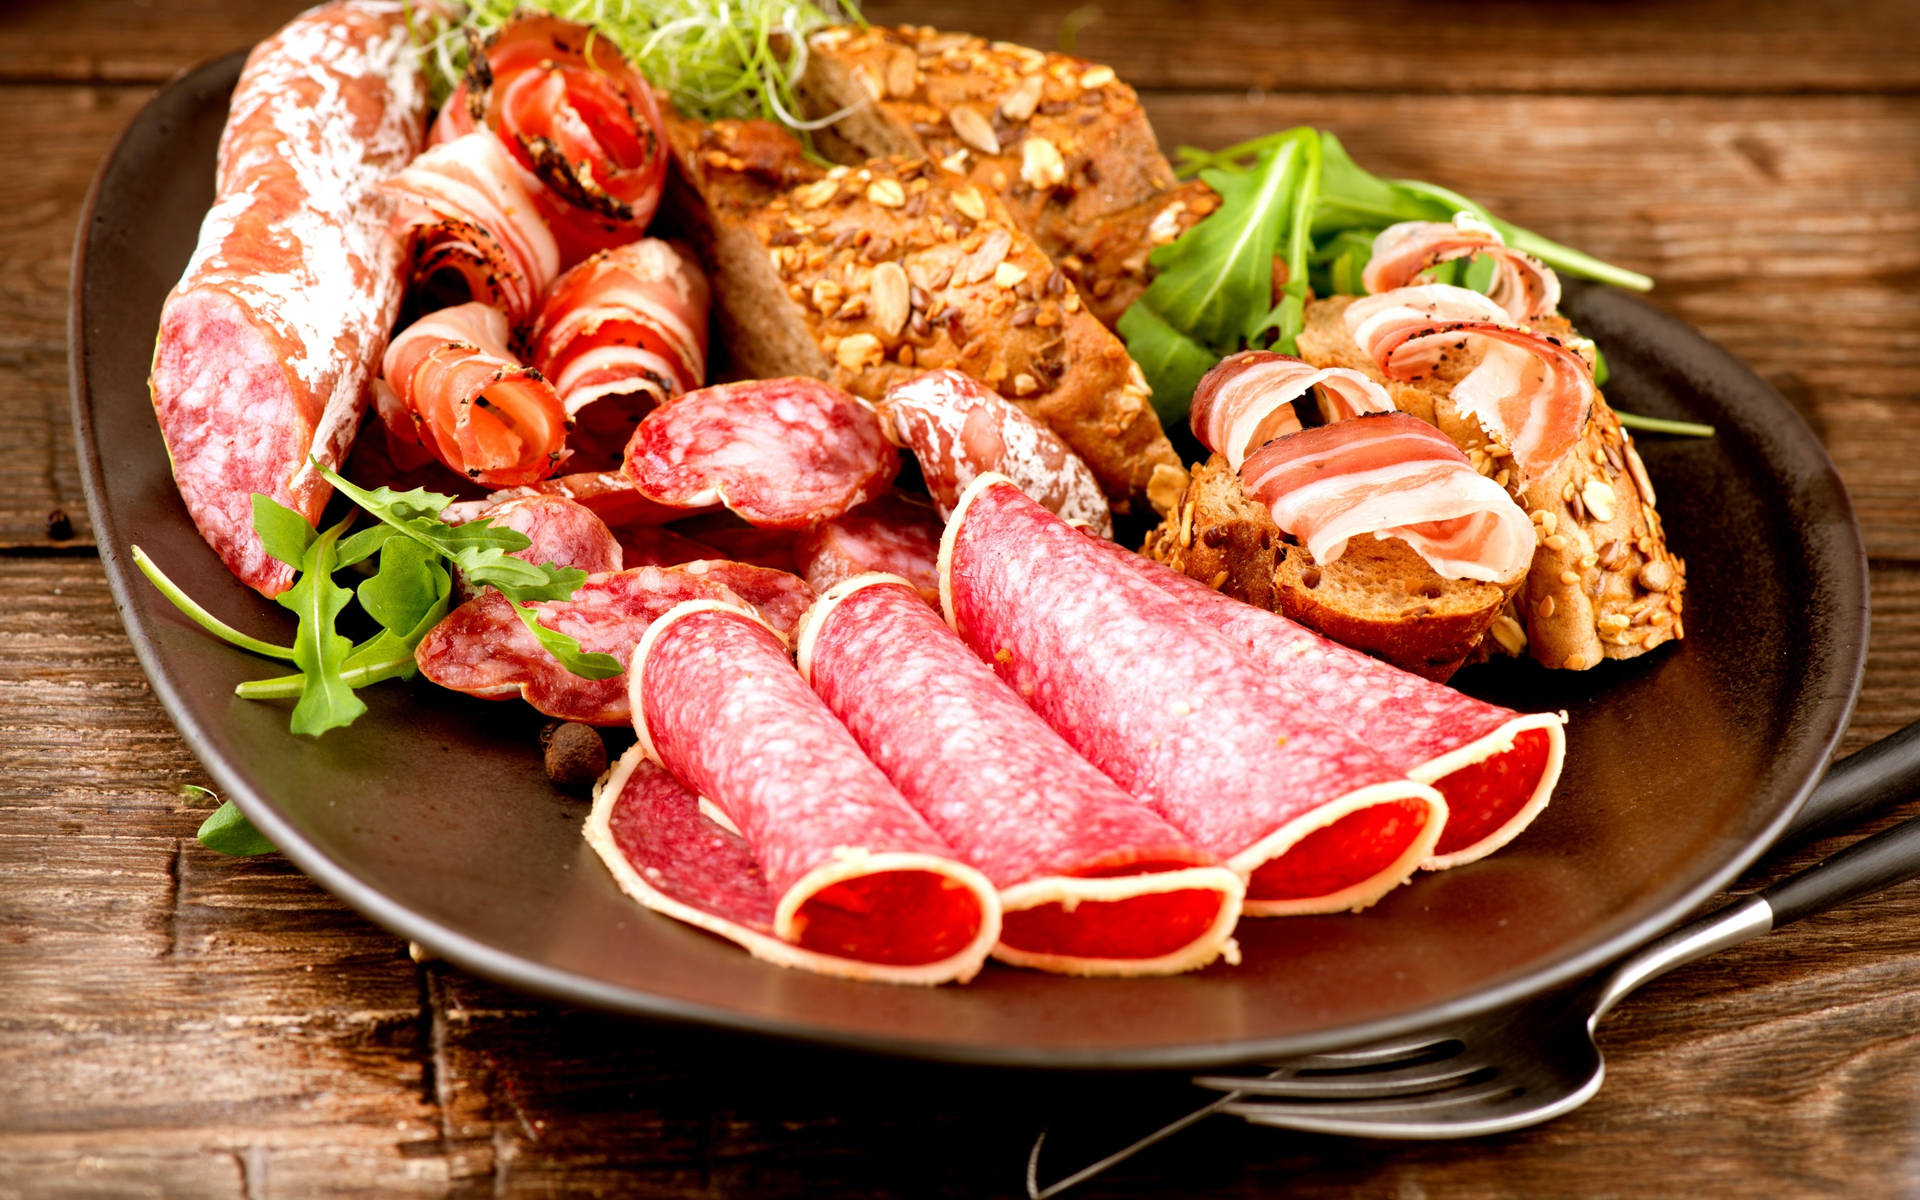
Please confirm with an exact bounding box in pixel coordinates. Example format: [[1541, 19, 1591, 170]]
[[622, 378, 898, 529], [669, 561, 815, 644], [1100, 542, 1566, 869], [587, 747, 986, 983], [794, 494, 944, 605], [453, 495, 623, 576], [458, 469, 703, 529], [414, 567, 739, 725], [631, 600, 998, 982], [940, 475, 1447, 916], [798, 576, 1243, 975]]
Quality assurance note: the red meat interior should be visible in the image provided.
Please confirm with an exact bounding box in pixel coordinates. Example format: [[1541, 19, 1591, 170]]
[[1248, 797, 1432, 901], [1430, 727, 1554, 856], [998, 871, 1228, 961], [790, 870, 984, 966]]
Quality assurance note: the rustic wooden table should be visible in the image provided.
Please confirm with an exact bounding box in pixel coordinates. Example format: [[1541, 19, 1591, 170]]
[[7, 1, 1920, 1195]]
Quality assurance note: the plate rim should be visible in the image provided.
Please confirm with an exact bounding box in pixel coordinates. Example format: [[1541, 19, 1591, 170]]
[[70, 52, 1871, 1070]]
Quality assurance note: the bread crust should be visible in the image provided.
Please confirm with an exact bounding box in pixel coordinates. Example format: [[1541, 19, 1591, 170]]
[[1143, 455, 1516, 681], [662, 115, 1181, 509]]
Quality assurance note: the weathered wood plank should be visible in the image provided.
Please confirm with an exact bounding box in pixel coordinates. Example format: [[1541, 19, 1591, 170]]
[[6, 0, 1919, 94]]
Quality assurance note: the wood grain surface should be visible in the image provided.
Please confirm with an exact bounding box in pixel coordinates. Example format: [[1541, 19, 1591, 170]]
[[5, 0, 1920, 1196]]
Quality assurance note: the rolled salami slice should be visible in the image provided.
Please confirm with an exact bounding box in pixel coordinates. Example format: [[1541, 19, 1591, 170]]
[[797, 576, 1243, 975], [940, 476, 1447, 915], [414, 566, 739, 725], [623, 378, 898, 529], [450, 495, 623, 576], [793, 493, 944, 605], [632, 600, 998, 982], [432, 14, 669, 263], [530, 239, 709, 470], [149, 0, 427, 596], [384, 131, 561, 326], [1190, 351, 1393, 471], [877, 369, 1112, 537], [380, 303, 568, 487], [588, 747, 987, 982], [1095, 540, 1566, 869]]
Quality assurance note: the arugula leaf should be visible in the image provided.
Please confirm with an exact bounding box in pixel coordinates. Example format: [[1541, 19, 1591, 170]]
[[131, 546, 297, 661], [318, 464, 584, 602], [358, 536, 451, 639], [512, 602, 625, 680], [1115, 302, 1225, 425], [253, 494, 316, 568], [268, 508, 365, 737], [197, 799, 277, 857]]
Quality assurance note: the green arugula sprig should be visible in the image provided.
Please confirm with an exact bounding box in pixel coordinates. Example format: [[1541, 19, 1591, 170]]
[[134, 466, 621, 738], [1122, 127, 1655, 422]]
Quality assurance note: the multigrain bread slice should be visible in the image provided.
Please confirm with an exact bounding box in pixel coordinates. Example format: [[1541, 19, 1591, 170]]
[[659, 114, 1183, 511], [1142, 454, 1521, 681], [1295, 296, 1686, 670], [797, 25, 1214, 328]]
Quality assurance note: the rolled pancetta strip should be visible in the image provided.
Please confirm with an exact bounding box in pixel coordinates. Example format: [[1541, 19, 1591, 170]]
[[1240, 412, 1535, 586], [385, 132, 561, 326], [380, 302, 568, 487], [877, 369, 1112, 537], [1363, 214, 1561, 322], [149, 0, 426, 595], [941, 476, 1448, 916], [798, 576, 1244, 975], [1189, 351, 1394, 471], [631, 599, 1000, 984], [1346, 284, 1596, 481], [530, 240, 709, 469], [432, 14, 669, 263]]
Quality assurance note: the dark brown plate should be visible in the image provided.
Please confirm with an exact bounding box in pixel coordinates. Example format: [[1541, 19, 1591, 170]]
[[71, 55, 1867, 1070]]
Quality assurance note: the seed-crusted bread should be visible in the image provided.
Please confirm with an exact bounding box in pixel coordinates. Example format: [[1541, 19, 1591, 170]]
[[797, 25, 1213, 329], [660, 114, 1183, 510], [1295, 296, 1686, 670], [1143, 454, 1519, 681]]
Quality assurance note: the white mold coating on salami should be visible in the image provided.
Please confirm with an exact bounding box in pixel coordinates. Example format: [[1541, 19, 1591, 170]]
[[938, 475, 1448, 913]]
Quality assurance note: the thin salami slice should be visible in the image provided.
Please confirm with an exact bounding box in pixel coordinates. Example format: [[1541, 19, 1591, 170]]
[[623, 378, 899, 529], [588, 747, 985, 982], [530, 239, 709, 471], [455, 469, 701, 529], [632, 600, 998, 982], [451, 495, 623, 576], [671, 561, 815, 643], [794, 493, 944, 605], [877, 369, 1112, 537], [414, 567, 738, 725], [940, 475, 1447, 915], [149, 0, 426, 596], [798, 577, 1243, 975], [1101, 542, 1566, 868]]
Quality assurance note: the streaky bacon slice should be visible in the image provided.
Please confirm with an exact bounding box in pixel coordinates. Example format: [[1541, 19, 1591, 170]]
[[1345, 284, 1596, 480], [432, 15, 669, 263], [380, 302, 568, 487], [530, 239, 709, 470], [1241, 412, 1535, 585], [384, 132, 560, 326], [1362, 214, 1561, 322], [1189, 351, 1394, 471]]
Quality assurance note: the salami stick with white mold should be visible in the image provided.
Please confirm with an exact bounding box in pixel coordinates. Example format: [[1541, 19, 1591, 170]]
[[797, 576, 1243, 975], [631, 599, 999, 982], [149, 0, 426, 596], [940, 476, 1448, 915], [1096, 541, 1566, 870]]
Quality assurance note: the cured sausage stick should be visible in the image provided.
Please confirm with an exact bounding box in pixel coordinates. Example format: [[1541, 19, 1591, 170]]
[[798, 576, 1243, 975], [149, 0, 427, 595], [941, 476, 1448, 916]]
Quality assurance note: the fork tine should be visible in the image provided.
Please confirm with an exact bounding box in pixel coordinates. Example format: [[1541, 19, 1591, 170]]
[[1194, 1060, 1492, 1099], [1224, 1079, 1521, 1124], [1274, 1036, 1458, 1069]]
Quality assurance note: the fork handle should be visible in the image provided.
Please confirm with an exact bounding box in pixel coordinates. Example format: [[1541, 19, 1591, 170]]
[[1761, 804, 1920, 926], [1782, 717, 1920, 848]]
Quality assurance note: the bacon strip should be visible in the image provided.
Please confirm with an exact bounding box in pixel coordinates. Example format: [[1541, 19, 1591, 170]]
[[1346, 284, 1596, 480], [1241, 413, 1535, 585], [1189, 351, 1394, 471], [1363, 214, 1560, 322], [433, 15, 669, 263], [384, 132, 560, 326], [531, 240, 709, 470], [380, 302, 568, 487]]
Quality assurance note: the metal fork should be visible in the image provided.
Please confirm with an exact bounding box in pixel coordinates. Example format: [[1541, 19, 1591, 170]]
[[1027, 718, 1920, 1197]]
